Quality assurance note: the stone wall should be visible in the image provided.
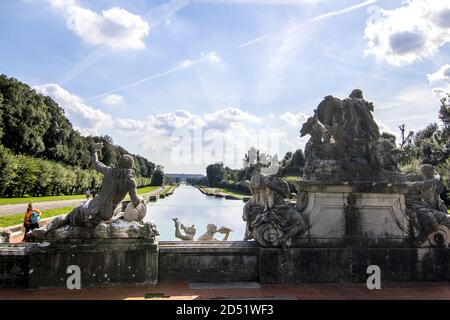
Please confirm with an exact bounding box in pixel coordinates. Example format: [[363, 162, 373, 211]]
[[1, 241, 449, 288], [259, 247, 450, 283], [27, 239, 158, 288], [158, 241, 258, 282], [0, 245, 29, 288]]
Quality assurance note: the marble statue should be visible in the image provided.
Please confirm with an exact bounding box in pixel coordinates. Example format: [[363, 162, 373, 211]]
[[28, 143, 158, 241], [243, 90, 448, 250], [300, 90, 405, 182], [242, 163, 308, 248], [173, 218, 196, 241], [198, 224, 232, 241], [406, 164, 450, 247], [172, 219, 232, 241]]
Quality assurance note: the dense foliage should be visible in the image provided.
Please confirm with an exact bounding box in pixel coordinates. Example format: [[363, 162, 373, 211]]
[[398, 95, 450, 204], [201, 148, 306, 194], [0, 75, 159, 197], [0, 145, 151, 197], [150, 165, 165, 186]]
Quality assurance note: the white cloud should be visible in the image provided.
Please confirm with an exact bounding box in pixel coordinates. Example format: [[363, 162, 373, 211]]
[[47, 0, 150, 50], [280, 112, 309, 127], [428, 64, 450, 83], [148, 110, 206, 131], [101, 94, 123, 106], [203, 107, 261, 129], [115, 118, 146, 131], [30, 84, 305, 172], [198, 0, 332, 5], [33, 83, 113, 135], [427, 64, 450, 99], [364, 0, 450, 66]]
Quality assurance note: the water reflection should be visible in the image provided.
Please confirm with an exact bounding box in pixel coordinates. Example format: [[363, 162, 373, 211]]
[[144, 185, 245, 241]]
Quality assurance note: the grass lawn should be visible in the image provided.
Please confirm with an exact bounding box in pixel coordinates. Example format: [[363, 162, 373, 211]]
[[0, 194, 87, 205], [136, 186, 160, 195], [283, 176, 301, 181], [163, 185, 177, 194], [0, 206, 75, 228], [217, 188, 250, 198], [0, 186, 160, 205]]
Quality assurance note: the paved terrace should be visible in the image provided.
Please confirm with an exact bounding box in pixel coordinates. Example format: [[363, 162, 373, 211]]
[[1, 282, 450, 300]]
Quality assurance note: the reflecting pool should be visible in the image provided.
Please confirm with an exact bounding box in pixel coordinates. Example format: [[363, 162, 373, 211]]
[[143, 185, 246, 241]]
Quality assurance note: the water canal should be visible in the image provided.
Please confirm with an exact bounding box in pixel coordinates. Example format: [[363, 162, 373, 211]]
[[143, 185, 245, 241]]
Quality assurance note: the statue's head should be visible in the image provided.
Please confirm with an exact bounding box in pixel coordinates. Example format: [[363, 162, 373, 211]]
[[206, 224, 217, 233], [117, 154, 134, 170], [349, 89, 363, 99], [420, 164, 436, 180]]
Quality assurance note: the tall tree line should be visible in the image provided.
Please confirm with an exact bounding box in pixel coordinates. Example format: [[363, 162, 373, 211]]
[[0, 145, 152, 197], [397, 95, 450, 203], [0, 74, 159, 196]]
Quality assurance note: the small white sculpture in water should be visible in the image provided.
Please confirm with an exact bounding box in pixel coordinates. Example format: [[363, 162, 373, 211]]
[[173, 218, 196, 241], [173, 219, 232, 241]]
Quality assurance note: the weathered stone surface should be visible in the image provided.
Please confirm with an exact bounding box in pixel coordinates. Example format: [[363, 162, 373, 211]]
[[258, 247, 450, 283], [300, 90, 405, 183], [31, 218, 158, 241], [0, 228, 11, 243], [27, 239, 158, 288], [243, 173, 308, 248], [258, 247, 352, 283], [0, 245, 28, 287], [2, 242, 450, 287], [158, 241, 258, 282], [405, 164, 450, 245], [123, 202, 147, 222], [29, 142, 158, 242], [291, 182, 411, 247]]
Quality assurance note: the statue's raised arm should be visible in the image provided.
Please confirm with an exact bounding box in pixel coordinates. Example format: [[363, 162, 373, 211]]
[[128, 177, 143, 207], [91, 142, 112, 175]]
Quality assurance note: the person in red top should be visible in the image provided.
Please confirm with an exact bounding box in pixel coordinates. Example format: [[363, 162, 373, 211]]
[[23, 203, 41, 242]]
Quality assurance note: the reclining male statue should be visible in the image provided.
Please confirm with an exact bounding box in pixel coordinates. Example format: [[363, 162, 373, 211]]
[[32, 142, 147, 238]]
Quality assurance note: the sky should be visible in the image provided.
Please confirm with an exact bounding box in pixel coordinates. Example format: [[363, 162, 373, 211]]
[[0, 0, 449, 174]]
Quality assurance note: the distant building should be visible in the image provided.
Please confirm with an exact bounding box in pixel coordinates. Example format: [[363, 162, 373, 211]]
[[165, 173, 205, 182]]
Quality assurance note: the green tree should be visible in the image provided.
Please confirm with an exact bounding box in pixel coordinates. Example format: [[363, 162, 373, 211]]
[[35, 159, 53, 196], [0, 92, 3, 141], [381, 132, 397, 145], [280, 149, 305, 177], [0, 74, 157, 174], [0, 146, 18, 196], [151, 165, 164, 186], [206, 163, 225, 187]]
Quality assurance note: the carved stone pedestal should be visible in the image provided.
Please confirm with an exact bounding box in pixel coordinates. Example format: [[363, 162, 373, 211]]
[[292, 181, 412, 247], [28, 239, 158, 288]]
